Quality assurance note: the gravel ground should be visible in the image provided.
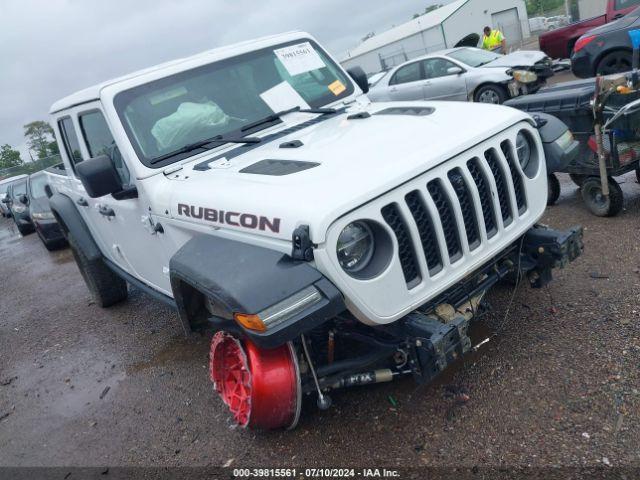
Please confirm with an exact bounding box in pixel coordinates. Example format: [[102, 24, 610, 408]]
[[1, 173, 639, 470]]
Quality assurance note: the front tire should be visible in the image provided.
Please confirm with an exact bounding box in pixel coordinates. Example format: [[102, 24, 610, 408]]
[[68, 232, 128, 307], [581, 176, 624, 217], [474, 84, 507, 104], [547, 174, 561, 205]]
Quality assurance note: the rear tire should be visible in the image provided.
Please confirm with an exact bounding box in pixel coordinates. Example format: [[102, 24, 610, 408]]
[[474, 84, 507, 104], [581, 176, 624, 217], [547, 174, 561, 205], [635, 166, 640, 184], [68, 232, 128, 307], [596, 51, 632, 76]]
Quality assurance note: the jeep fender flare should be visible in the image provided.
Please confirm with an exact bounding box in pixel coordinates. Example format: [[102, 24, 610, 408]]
[[49, 193, 101, 261], [169, 235, 345, 349]]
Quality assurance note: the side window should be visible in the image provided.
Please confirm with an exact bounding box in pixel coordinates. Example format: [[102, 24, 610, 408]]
[[58, 117, 84, 170], [422, 59, 459, 79], [79, 111, 130, 185], [390, 62, 422, 85], [615, 0, 640, 10]]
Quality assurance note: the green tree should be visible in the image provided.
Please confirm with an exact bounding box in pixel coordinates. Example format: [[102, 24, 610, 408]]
[[526, 0, 565, 15], [48, 140, 60, 155], [24, 120, 56, 159], [0, 144, 23, 169]]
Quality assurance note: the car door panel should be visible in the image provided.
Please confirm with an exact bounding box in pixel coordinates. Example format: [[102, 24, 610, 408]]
[[421, 58, 468, 101], [76, 107, 173, 295]]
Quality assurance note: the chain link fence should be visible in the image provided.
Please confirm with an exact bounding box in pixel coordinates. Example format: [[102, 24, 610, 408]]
[[0, 154, 62, 181]]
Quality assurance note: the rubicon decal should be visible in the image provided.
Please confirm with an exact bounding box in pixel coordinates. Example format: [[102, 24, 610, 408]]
[[177, 204, 281, 233]]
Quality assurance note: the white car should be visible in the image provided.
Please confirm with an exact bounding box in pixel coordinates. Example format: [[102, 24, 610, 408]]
[[45, 31, 582, 430], [368, 47, 554, 104]]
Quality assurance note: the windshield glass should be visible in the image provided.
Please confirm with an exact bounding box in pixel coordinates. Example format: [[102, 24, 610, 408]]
[[115, 39, 353, 167], [29, 174, 48, 199], [447, 48, 502, 67]]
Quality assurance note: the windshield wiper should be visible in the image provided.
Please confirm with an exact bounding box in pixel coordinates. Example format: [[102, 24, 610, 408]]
[[150, 134, 261, 165], [240, 106, 338, 132]]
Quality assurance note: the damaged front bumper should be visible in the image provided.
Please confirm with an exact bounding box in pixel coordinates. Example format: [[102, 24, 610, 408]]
[[394, 224, 583, 384]]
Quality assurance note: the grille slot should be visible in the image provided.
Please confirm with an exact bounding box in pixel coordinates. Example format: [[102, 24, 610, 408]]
[[405, 191, 442, 275], [381, 204, 421, 287], [467, 158, 497, 238], [501, 140, 527, 213], [484, 149, 513, 226], [427, 179, 462, 262], [447, 169, 480, 250]]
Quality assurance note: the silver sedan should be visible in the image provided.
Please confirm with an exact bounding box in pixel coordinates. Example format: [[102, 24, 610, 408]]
[[367, 47, 553, 104]]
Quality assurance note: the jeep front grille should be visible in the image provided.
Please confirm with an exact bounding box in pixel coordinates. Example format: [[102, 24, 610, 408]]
[[382, 138, 528, 288]]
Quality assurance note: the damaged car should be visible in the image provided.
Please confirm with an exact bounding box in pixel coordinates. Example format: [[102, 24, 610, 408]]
[[45, 32, 581, 430], [368, 47, 554, 104]]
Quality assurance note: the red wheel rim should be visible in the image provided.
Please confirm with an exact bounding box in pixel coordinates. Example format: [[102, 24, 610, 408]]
[[209, 332, 252, 427], [209, 332, 300, 429]]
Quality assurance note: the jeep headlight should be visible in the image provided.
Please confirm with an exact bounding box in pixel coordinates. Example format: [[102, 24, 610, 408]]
[[32, 211, 55, 220], [512, 70, 537, 84], [337, 221, 375, 274], [516, 131, 533, 170]]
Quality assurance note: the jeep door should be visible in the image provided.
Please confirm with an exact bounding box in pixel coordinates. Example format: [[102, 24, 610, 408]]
[[420, 58, 468, 101], [59, 105, 173, 295], [386, 61, 426, 101]]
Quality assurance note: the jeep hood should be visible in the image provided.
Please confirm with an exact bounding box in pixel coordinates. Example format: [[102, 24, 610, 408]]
[[482, 50, 548, 68], [168, 101, 532, 243]]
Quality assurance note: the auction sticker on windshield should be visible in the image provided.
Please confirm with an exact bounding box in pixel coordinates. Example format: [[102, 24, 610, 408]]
[[274, 42, 325, 76]]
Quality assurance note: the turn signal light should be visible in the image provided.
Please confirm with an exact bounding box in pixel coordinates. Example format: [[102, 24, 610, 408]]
[[234, 313, 267, 332], [574, 35, 596, 53]]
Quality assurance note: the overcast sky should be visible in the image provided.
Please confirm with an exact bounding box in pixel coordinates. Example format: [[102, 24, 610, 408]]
[[0, 0, 447, 159]]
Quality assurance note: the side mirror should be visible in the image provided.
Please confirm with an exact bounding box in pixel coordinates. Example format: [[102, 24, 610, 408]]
[[75, 155, 124, 198], [44, 184, 53, 199], [18, 194, 29, 205], [346, 67, 369, 94], [447, 66, 464, 75]]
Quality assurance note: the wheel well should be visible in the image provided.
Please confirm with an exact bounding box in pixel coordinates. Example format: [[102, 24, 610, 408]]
[[593, 48, 633, 75], [471, 82, 507, 101], [567, 38, 577, 57], [172, 279, 212, 332]]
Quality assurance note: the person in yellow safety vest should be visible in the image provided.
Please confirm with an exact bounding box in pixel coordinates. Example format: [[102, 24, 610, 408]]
[[482, 26, 506, 54]]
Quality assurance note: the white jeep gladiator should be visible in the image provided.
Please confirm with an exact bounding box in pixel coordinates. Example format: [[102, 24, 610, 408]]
[[46, 32, 582, 430]]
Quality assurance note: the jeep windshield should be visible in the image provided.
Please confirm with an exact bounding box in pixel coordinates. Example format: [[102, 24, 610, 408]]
[[114, 39, 354, 168]]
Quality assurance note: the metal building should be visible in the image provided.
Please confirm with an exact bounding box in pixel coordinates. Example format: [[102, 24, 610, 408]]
[[341, 0, 531, 74], [577, 0, 607, 20]]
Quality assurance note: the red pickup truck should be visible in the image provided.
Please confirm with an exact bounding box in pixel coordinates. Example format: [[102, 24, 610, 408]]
[[539, 0, 640, 58]]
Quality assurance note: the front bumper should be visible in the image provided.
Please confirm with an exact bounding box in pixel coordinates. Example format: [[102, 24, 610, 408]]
[[34, 219, 65, 242], [13, 212, 32, 226], [398, 224, 583, 383]]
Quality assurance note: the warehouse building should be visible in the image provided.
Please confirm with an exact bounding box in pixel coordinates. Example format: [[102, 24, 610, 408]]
[[341, 0, 531, 74], [577, 0, 606, 20]]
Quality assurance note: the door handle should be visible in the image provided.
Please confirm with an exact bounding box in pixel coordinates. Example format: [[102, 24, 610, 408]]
[[76, 197, 88, 207], [98, 205, 115, 217]]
